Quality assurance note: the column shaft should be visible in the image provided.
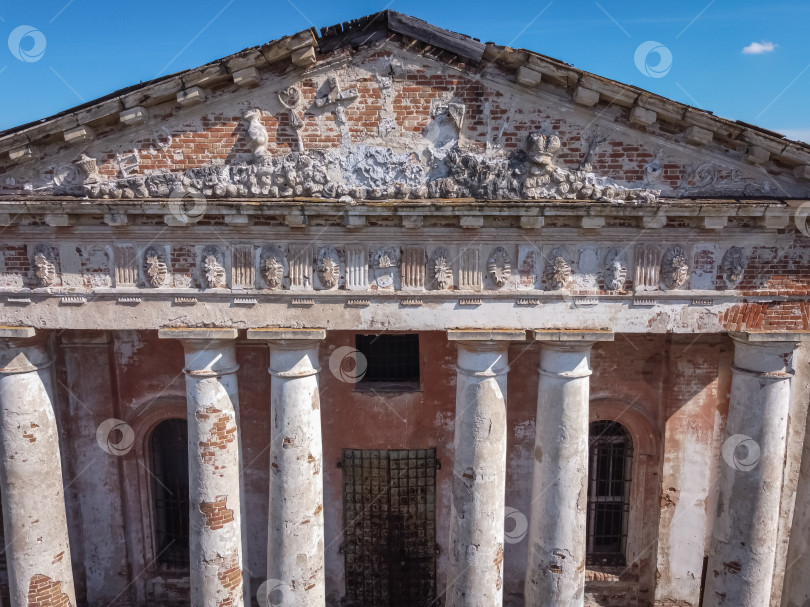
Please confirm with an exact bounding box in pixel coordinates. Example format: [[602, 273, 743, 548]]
[[524, 342, 593, 606], [247, 329, 326, 606], [161, 328, 246, 607], [0, 329, 77, 607], [446, 333, 517, 607], [705, 334, 799, 607]]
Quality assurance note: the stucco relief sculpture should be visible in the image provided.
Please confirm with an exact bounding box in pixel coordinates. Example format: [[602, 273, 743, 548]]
[[48, 127, 659, 203], [316, 247, 341, 289], [373, 247, 398, 288], [487, 247, 512, 288], [721, 246, 747, 289], [260, 245, 286, 289], [661, 245, 689, 290], [201, 246, 226, 288], [31, 245, 56, 287], [430, 248, 453, 290], [545, 247, 572, 290], [143, 247, 168, 287], [604, 248, 628, 291]]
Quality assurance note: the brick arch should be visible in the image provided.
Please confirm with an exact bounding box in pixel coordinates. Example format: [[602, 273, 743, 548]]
[[587, 397, 662, 607]]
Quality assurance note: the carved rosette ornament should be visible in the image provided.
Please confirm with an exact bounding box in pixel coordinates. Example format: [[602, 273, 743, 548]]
[[143, 247, 168, 288], [316, 247, 341, 289], [604, 248, 628, 291], [430, 248, 453, 290], [260, 245, 286, 289], [721, 246, 747, 289], [372, 247, 399, 289], [545, 248, 572, 290], [31, 245, 56, 287], [661, 245, 690, 290], [487, 247, 512, 288], [201, 246, 226, 288]]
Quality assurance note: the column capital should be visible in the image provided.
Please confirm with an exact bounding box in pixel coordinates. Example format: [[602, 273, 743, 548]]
[[0, 328, 51, 374], [533, 329, 614, 343], [447, 329, 526, 342], [728, 330, 807, 345], [246, 328, 326, 343], [728, 331, 804, 380], [158, 327, 239, 341]]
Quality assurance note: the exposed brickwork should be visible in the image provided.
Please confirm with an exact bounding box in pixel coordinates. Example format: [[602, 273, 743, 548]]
[[197, 408, 237, 464], [199, 496, 235, 530], [721, 301, 810, 332], [27, 575, 72, 607]]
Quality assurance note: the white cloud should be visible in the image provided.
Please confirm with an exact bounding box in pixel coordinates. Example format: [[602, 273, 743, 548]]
[[742, 41, 777, 55]]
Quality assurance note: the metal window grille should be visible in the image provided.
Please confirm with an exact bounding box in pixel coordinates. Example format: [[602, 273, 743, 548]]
[[587, 420, 633, 566], [355, 334, 420, 384], [342, 448, 437, 607], [150, 419, 190, 569]]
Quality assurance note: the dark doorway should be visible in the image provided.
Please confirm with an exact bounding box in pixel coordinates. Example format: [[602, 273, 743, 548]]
[[586, 420, 633, 566], [341, 448, 437, 607], [150, 418, 190, 569]]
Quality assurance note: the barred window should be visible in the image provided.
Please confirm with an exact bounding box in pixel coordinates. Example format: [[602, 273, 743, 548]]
[[150, 419, 189, 569], [355, 334, 420, 386], [587, 420, 633, 566]]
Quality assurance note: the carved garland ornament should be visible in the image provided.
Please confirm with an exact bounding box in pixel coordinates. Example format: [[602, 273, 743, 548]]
[[143, 247, 167, 288], [48, 125, 660, 203], [31, 245, 56, 287], [487, 246, 512, 288], [661, 245, 689, 290], [260, 245, 286, 289]]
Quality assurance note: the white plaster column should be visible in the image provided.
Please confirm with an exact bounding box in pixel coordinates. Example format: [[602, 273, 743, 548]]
[[524, 330, 613, 607], [705, 332, 802, 607], [446, 329, 525, 607], [0, 328, 77, 607], [158, 328, 246, 607], [246, 328, 327, 606]]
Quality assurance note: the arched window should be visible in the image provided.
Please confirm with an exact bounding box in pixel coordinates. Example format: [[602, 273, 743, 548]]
[[149, 419, 189, 568], [587, 420, 633, 566]]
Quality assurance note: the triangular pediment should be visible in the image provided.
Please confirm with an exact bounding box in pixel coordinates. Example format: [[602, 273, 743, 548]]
[[1, 11, 809, 202]]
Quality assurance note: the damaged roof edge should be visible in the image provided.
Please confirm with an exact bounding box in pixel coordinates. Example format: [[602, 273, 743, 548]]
[[0, 9, 807, 160]]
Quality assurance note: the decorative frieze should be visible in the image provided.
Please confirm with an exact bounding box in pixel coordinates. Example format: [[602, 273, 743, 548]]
[[634, 245, 660, 291], [486, 246, 512, 289], [721, 246, 747, 289], [200, 246, 226, 288], [372, 246, 399, 289], [30, 244, 56, 287], [316, 246, 341, 290], [289, 246, 312, 290], [661, 245, 689, 290], [142, 246, 168, 288], [401, 246, 426, 290], [232, 245, 255, 288], [429, 248, 454, 290], [604, 248, 627, 292], [459, 248, 481, 291], [545, 247, 571, 291], [345, 246, 368, 290], [260, 245, 286, 289]]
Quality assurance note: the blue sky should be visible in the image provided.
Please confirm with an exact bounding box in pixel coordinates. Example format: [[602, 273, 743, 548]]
[[1, 0, 809, 142]]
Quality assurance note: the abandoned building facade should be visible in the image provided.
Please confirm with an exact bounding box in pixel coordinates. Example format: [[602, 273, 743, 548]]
[[0, 11, 809, 607]]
